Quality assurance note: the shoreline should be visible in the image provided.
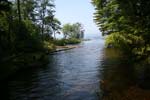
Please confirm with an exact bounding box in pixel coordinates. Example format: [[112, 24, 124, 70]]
[[0, 45, 79, 81], [49, 45, 80, 54]]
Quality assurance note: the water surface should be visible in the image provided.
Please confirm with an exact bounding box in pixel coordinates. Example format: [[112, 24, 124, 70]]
[[2, 34, 150, 100], [2, 35, 105, 100]]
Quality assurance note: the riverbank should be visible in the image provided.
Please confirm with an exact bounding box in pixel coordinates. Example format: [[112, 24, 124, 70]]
[[0, 37, 104, 100], [44, 38, 82, 54], [0, 39, 81, 81], [0, 52, 48, 81], [50, 45, 80, 53]]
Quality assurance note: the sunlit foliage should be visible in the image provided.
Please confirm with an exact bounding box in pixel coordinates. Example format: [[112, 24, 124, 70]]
[[92, 0, 150, 61]]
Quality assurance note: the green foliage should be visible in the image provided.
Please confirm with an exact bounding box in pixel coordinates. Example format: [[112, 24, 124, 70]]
[[52, 39, 66, 46], [52, 38, 81, 46], [43, 41, 56, 52], [0, 0, 57, 60], [35, 0, 56, 40], [65, 38, 81, 44], [92, 0, 150, 61], [0, 0, 61, 80], [0, 0, 11, 12], [23, 19, 40, 38], [44, 17, 61, 38], [62, 23, 84, 39], [62, 23, 73, 39]]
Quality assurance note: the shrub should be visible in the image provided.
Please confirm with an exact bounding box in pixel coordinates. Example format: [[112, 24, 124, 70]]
[[52, 38, 81, 46]]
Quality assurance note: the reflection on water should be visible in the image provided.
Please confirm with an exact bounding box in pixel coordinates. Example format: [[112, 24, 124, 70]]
[[1, 36, 150, 100], [1, 38, 104, 100], [100, 48, 150, 100]]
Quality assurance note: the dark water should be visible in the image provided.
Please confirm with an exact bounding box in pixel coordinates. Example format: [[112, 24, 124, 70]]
[[1, 34, 150, 100], [1, 35, 105, 100]]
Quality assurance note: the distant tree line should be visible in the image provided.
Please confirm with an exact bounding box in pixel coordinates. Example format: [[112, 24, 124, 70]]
[[62, 22, 84, 39]]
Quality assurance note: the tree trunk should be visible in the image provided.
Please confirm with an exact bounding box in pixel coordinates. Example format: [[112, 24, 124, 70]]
[[41, 4, 45, 41], [17, 0, 21, 23]]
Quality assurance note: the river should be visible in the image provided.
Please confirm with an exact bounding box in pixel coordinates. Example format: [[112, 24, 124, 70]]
[[1, 34, 150, 100]]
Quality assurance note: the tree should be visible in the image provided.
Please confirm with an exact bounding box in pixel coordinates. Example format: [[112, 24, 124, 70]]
[[20, 0, 37, 21], [0, 0, 11, 54], [0, 0, 11, 12], [17, 0, 21, 21], [36, 0, 55, 40], [0, 0, 58, 55], [44, 17, 61, 39], [92, 0, 150, 61], [62, 23, 72, 39], [72, 23, 84, 39], [62, 23, 84, 39], [51, 18, 61, 39]]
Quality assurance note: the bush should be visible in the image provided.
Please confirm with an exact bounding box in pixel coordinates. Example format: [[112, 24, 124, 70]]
[[43, 41, 56, 52], [52, 39, 66, 46], [65, 38, 81, 44], [52, 38, 81, 46]]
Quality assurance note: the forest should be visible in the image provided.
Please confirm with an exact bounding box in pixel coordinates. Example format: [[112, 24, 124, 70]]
[[92, 0, 150, 63], [1, 0, 150, 100], [0, 0, 84, 80], [92, 0, 150, 99]]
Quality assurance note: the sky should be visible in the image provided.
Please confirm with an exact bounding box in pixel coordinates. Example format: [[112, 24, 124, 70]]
[[55, 0, 100, 35]]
